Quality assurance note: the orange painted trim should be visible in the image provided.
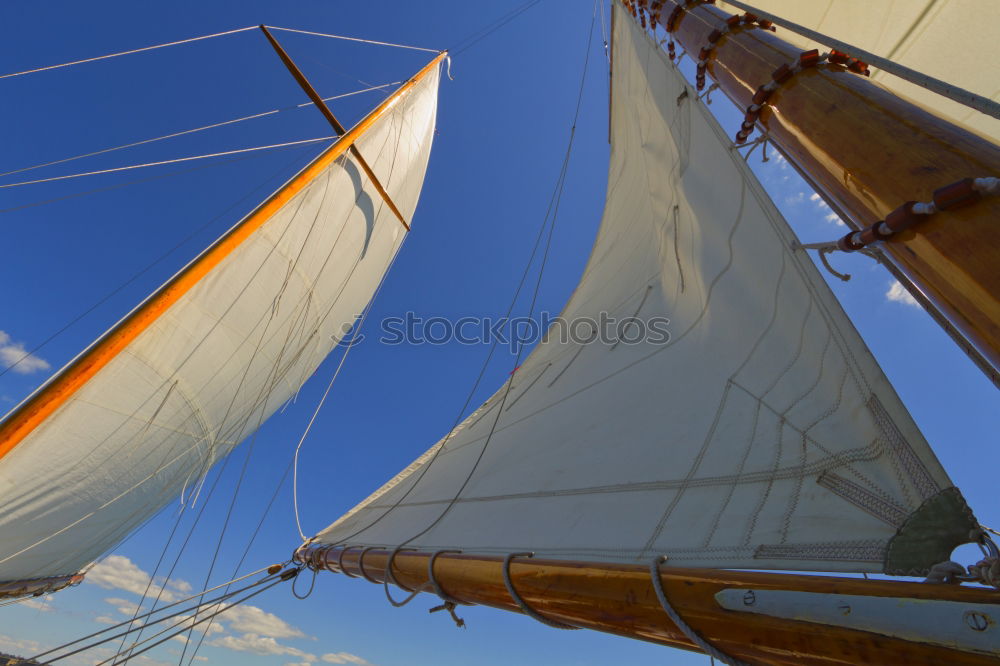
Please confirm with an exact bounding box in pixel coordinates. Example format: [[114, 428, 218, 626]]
[[0, 52, 446, 462]]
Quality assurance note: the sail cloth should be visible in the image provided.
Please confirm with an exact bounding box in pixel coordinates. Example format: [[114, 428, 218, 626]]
[[717, 0, 1000, 141], [0, 64, 441, 584], [316, 7, 977, 575]]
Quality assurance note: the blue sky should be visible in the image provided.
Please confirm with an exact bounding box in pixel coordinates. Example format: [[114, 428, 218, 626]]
[[1, 1, 997, 665]]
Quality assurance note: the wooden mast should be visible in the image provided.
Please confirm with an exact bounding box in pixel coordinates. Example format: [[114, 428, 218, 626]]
[[652, 0, 1000, 384], [295, 545, 1000, 665], [0, 51, 446, 464]]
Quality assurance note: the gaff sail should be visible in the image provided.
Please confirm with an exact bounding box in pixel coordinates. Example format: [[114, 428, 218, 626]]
[[315, 9, 977, 576], [0, 56, 443, 589]]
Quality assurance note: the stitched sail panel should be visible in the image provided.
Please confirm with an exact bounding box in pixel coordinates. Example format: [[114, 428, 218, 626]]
[[315, 10, 969, 574], [0, 66, 441, 584]]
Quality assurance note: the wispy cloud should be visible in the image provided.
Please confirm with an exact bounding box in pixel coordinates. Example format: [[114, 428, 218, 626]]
[[323, 652, 374, 665], [19, 596, 54, 612], [0, 330, 49, 375], [885, 280, 920, 308], [808, 192, 846, 227]]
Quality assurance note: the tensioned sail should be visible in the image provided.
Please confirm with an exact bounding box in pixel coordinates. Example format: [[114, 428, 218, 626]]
[[0, 60, 441, 586], [717, 0, 1000, 140], [315, 10, 976, 575]]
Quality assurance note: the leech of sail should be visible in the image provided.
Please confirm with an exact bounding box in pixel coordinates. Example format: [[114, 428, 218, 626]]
[[259, 24, 414, 231], [0, 50, 447, 462]]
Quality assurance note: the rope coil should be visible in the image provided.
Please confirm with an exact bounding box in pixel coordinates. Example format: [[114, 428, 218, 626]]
[[502, 552, 579, 630]]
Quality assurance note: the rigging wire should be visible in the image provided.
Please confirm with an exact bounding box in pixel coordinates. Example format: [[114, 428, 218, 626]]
[[27, 564, 284, 662], [0, 146, 318, 379], [328, 0, 596, 556], [0, 27, 258, 80], [0, 82, 399, 180], [265, 26, 440, 54], [0, 136, 335, 189], [450, 0, 545, 56]]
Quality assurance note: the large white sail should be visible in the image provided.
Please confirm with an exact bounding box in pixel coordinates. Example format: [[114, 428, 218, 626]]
[[718, 0, 1000, 140], [316, 10, 976, 575], [0, 63, 441, 585]]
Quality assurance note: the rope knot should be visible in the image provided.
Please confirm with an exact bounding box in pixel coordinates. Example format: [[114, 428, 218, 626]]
[[429, 600, 466, 628]]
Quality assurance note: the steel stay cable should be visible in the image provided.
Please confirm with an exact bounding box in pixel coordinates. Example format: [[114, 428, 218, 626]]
[[101, 574, 292, 666], [29, 564, 284, 663], [0, 82, 400, 180], [0, 27, 257, 80], [265, 26, 439, 53], [0, 136, 335, 189]]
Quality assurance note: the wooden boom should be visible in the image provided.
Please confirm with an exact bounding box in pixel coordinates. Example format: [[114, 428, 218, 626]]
[[651, 1, 1000, 383], [295, 545, 1000, 665]]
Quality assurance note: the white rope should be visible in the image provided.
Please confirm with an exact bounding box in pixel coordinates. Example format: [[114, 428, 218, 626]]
[[0, 137, 335, 189], [0, 27, 257, 80], [650, 557, 748, 666], [265, 25, 440, 54], [718, 0, 1000, 122], [292, 230, 411, 541], [0, 82, 400, 179]]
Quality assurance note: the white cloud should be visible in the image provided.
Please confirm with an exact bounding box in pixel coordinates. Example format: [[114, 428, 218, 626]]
[[886, 280, 920, 308], [0, 633, 41, 655], [322, 652, 373, 665], [784, 191, 805, 205], [87, 555, 190, 603], [95, 615, 119, 625], [208, 633, 315, 661], [809, 192, 821, 202], [0, 330, 49, 374], [220, 603, 305, 639], [193, 657, 208, 662]]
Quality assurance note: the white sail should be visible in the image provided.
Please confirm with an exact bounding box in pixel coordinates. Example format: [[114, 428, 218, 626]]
[[316, 9, 977, 576], [718, 0, 1000, 140], [0, 64, 441, 584]]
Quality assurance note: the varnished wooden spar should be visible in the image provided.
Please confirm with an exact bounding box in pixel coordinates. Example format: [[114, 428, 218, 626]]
[[653, 1, 1000, 381], [296, 545, 999, 665]]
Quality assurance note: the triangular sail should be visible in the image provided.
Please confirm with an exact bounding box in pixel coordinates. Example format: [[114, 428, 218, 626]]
[[0, 60, 441, 585], [315, 10, 975, 575]]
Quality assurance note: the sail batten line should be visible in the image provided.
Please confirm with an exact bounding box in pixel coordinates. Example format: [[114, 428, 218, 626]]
[[0, 51, 446, 464], [0, 27, 258, 80], [0, 136, 336, 189]]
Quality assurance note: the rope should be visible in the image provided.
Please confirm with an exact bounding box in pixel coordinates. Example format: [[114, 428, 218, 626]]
[[0, 27, 257, 80], [0, 82, 399, 179], [383, 547, 429, 607], [0, 136, 335, 188], [718, 0, 1000, 122], [649, 557, 747, 665], [450, 0, 544, 56], [502, 553, 578, 630], [265, 25, 440, 54]]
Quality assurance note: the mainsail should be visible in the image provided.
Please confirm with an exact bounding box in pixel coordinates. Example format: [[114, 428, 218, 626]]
[[0, 57, 442, 588], [315, 6, 977, 576]]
